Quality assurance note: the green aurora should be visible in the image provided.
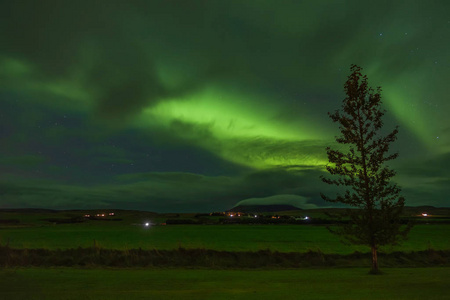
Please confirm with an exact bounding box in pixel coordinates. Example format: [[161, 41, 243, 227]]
[[0, 1, 449, 211]]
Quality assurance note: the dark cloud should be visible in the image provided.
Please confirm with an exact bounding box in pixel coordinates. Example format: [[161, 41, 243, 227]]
[[0, 167, 332, 212], [0, 155, 45, 167]]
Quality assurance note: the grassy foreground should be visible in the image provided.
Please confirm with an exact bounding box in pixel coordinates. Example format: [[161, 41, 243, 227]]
[[1, 267, 448, 300]]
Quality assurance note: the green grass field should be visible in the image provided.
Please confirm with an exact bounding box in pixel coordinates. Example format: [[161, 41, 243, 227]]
[[1, 211, 449, 299], [1, 223, 449, 254], [1, 267, 448, 300]]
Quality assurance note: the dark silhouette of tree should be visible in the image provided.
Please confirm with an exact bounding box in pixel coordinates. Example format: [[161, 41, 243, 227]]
[[321, 65, 412, 274]]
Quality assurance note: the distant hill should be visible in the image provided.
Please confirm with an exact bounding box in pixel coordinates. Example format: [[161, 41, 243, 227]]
[[403, 206, 450, 216], [227, 204, 301, 213], [0, 208, 58, 213]]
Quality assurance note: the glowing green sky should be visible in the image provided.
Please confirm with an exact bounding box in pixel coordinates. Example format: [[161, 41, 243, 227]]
[[0, 0, 449, 211]]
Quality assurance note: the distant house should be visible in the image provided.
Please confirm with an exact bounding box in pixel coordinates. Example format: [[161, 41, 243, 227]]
[[226, 212, 245, 217], [83, 212, 116, 218]]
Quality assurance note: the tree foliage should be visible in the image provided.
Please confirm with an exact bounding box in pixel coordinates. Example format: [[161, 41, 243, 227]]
[[321, 65, 412, 274]]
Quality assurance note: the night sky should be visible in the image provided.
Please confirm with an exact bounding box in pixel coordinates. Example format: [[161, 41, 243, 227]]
[[1, 1, 449, 212]]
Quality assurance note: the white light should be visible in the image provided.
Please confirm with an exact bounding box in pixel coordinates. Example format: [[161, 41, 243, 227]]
[[422, 213, 428, 217], [145, 222, 150, 226], [304, 216, 309, 220]]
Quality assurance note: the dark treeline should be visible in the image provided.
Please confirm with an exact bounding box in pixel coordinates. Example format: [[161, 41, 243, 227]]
[[165, 217, 450, 225], [164, 218, 344, 225], [219, 218, 341, 225], [1, 245, 448, 269]]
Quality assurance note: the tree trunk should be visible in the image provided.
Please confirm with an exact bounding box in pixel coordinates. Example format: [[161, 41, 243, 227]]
[[370, 245, 380, 274]]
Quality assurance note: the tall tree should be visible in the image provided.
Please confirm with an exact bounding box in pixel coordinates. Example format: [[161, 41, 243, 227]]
[[321, 65, 411, 274]]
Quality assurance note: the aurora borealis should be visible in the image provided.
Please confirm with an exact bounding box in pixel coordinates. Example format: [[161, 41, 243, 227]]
[[1, 1, 449, 212]]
